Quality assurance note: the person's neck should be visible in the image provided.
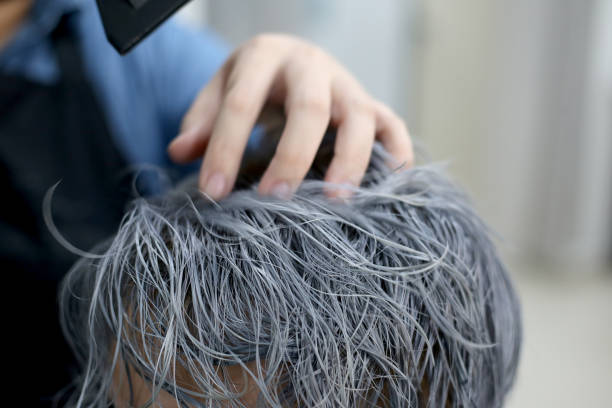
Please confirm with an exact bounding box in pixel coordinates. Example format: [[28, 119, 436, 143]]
[[0, 0, 34, 50]]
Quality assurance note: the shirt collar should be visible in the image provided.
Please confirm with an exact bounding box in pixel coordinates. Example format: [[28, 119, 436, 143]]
[[0, 0, 86, 81], [29, 0, 84, 38], [2, 0, 84, 55]]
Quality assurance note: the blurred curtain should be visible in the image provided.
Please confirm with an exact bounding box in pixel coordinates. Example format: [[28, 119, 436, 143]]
[[415, 0, 612, 269]]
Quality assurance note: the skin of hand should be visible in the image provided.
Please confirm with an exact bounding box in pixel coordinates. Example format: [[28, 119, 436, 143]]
[[168, 34, 413, 200]]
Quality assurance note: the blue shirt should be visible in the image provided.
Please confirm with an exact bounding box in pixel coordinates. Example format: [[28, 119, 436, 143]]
[[0, 0, 229, 170]]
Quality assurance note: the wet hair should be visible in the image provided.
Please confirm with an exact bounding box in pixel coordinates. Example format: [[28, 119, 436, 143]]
[[59, 144, 521, 407]]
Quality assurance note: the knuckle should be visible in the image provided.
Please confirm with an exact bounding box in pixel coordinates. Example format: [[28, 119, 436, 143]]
[[349, 97, 375, 117], [245, 34, 268, 50], [224, 89, 257, 116], [298, 44, 324, 60], [245, 33, 280, 51], [293, 37, 326, 56], [288, 45, 327, 72], [291, 96, 330, 118]]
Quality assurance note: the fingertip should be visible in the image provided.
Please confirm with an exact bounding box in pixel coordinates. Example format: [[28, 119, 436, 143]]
[[323, 180, 357, 201], [167, 126, 211, 164], [200, 171, 227, 201], [374, 108, 414, 170], [257, 175, 295, 199], [404, 150, 415, 168], [269, 181, 293, 199], [392, 143, 415, 170], [322, 152, 367, 200], [397, 129, 415, 169], [323, 166, 361, 200], [167, 134, 185, 156], [167, 142, 186, 165]]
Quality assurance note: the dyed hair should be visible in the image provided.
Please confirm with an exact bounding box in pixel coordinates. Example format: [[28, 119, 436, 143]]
[[60, 145, 521, 407]]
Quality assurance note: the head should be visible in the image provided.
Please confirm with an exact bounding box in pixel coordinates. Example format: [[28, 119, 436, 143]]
[[60, 145, 521, 407]]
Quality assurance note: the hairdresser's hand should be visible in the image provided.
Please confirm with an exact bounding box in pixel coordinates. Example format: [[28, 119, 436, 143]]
[[168, 34, 413, 199]]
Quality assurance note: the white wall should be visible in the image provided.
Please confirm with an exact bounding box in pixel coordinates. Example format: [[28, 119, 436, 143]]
[[415, 0, 612, 268], [175, 0, 208, 27], [573, 0, 612, 264]]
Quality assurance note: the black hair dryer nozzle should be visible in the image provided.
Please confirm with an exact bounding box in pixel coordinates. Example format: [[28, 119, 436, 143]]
[[96, 0, 191, 54]]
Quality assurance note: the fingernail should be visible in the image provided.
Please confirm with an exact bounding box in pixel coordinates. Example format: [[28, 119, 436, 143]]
[[336, 185, 355, 200], [270, 182, 292, 199], [204, 172, 226, 199], [327, 180, 357, 201]]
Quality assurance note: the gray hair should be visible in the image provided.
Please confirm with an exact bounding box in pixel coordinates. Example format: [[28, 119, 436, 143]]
[[60, 145, 521, 407]]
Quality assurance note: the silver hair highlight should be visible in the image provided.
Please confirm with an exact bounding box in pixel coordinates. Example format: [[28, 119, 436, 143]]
[[60, 145, 521, 407]]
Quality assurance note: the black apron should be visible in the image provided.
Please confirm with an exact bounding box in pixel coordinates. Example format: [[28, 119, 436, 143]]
[[0, 15, 131, 406]]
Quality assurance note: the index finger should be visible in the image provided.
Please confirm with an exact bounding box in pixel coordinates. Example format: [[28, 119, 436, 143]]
[[198, 49, 283, 199]]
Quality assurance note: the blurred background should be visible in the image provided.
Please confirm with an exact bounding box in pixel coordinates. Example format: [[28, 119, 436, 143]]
[[178, 1, 612, 406]]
